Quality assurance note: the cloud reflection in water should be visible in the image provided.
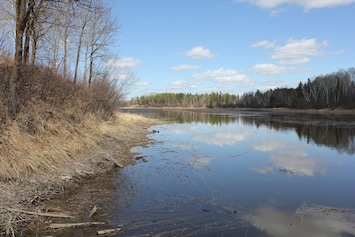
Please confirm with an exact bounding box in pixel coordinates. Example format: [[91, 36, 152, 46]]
[[188, 155, 216, 170], [244, 206, 355, 237], [192, 129, 251, 146], [251, 140, 326, 176]]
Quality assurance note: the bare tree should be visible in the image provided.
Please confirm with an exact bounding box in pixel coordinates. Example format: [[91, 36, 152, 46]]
[[5, 0, 121, 117], [8, 0, 35, 117], [0, 0, 15, 55], [86, 0, 118, 86], [73, 2, 89, 83]]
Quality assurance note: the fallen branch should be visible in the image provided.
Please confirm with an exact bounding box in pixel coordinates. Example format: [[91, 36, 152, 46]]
[[105, 156, 123, 168], [97, 228, 122, 235], [88, 205, 97, 217], [7, 208, 73, 218], [49, 222, 105, 229]]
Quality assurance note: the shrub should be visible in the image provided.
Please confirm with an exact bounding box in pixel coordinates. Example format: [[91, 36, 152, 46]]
[[0, 63, 124, 132]]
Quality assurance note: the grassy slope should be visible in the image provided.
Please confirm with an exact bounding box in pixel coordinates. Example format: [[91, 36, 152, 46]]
[[0, 63, 165, 235], [0, 112, 163, 234]]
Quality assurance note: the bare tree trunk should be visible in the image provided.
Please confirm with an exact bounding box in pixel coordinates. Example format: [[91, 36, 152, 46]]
[[63, 24, 68, 78], [30, 28, 37, 65], [88, 47, 93, 86], [83, 41, 88, 84], [9, 0, 25, 117], [23, 18, 31, 65], [88, 12, 96, 87], [9, 0, 35, 117], [74, 13, 88, 83]]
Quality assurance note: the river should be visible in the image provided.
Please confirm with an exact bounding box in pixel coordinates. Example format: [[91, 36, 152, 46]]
[[40, 109, 355, 237]]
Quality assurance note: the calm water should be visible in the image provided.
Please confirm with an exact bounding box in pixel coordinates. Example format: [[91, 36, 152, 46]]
[[42, 110, 355, 237]]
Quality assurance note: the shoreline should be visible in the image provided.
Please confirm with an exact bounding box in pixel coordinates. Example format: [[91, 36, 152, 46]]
[[122, 106, 355, 116], [0, 112, 166, 235]]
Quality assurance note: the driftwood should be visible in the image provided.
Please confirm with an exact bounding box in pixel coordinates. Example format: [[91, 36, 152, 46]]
[[49, 222, 105, 229], [88, 205, 97, 217], [105, 156, 123, 168], [97, 228, 122, 235], [7, 207, 73, 218]]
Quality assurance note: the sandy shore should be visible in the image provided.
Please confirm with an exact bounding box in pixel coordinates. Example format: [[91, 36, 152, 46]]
[[0, 112, 165, 235]]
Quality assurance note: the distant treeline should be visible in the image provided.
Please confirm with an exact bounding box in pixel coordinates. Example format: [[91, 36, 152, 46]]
[[131, 68, 355, 109], [131, 92, 239, 108]]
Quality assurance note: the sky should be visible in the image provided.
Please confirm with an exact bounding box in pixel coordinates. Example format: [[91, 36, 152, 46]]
[[108, 0, 355, 99]]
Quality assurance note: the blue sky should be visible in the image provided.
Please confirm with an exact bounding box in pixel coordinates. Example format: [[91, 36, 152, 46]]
[[108, 0, 355, 99]]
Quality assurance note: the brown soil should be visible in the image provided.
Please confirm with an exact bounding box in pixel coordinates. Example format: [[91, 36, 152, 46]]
[[0, 112, 165, 236]]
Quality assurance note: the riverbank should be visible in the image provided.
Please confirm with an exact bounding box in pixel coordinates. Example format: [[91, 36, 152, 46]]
[[0, 112, 165, 235], [124, 105, 355, 116]]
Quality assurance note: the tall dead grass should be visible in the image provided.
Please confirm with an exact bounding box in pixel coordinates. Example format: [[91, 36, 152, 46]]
[[0, 64, 123, 182], [0, 59, 166, 236]]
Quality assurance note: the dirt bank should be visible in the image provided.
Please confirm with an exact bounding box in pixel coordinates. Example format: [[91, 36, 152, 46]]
[[0, 112, 165, 236]]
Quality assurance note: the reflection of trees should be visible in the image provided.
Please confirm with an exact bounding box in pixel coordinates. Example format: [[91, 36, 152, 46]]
[[295, 124, 355, 154], [241, 115, 355, 154], [130, 109, 355, 154], [156, 110, 239, 125]]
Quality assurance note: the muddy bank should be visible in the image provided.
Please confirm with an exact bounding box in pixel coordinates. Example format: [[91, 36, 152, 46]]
[[0, 112, 165, 236]]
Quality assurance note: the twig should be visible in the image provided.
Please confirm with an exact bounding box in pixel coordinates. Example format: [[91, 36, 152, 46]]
[[6, 213, 15, 237], [7, 207, 73, 218], [88, 205, 97, 217], [97, 228, 122, 235], [105, 156, 123, 168], [49, 222, 105, 229]]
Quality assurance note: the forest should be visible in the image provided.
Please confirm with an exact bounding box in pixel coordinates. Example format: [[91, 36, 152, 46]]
[[131, 67, 355, 109], [0, 0, 128, 121]]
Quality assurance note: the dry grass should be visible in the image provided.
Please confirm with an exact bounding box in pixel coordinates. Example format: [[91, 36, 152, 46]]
[[0, 62, 166, 235], [0, 112, 164, 235]]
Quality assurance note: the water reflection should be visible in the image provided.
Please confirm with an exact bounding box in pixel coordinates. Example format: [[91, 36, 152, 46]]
[[251, 140, 326, 176], [40, 109, 355, 236], [192, 128, 252, 146], [157, 109, 355, 154], [156, 109, 240, 125], [244, 205, 355, 237], [188, 155, 215, 170]]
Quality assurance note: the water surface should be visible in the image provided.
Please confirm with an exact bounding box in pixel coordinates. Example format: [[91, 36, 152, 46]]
[[42, 110, 355, 237]]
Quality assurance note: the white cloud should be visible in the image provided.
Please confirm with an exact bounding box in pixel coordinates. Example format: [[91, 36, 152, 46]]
[[251, 38, 335, 75], [184, 46, 217, 59], [168, 80, 198, 90], [234, 0, 355, 10], [277, 57, 310, 65], [106, 57, 143, 69], [134, 81, 149, 86], [251, 63, 304, 75], [250, 40, 276, 49], [171, 64, 200, 72], [252, 38, 330, 66], [192, 68, 250, 84], [271, 38, 328, 61]]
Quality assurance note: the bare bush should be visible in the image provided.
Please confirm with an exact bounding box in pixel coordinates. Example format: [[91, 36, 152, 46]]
[[0, 63, 126, 133], [84, 73, 122, 120]]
